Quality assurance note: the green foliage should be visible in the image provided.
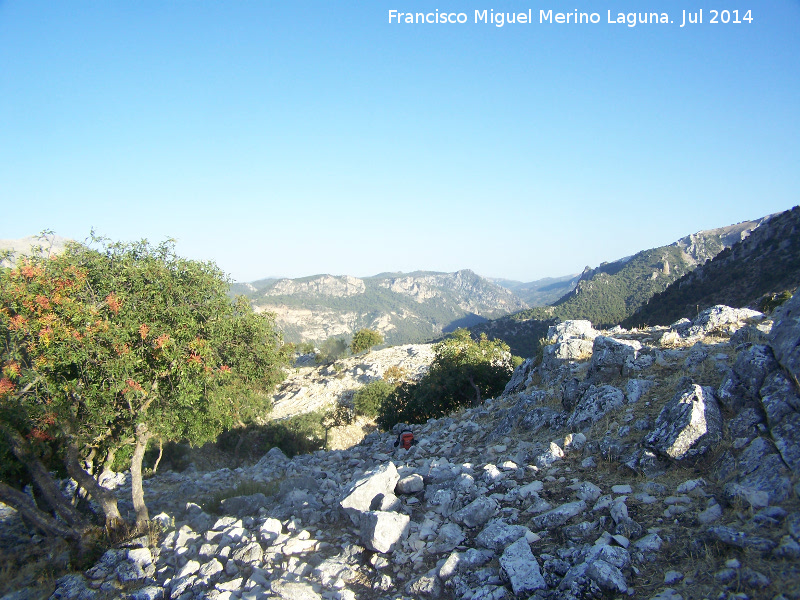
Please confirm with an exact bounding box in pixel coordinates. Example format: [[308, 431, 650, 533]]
[[299, 341, 316, 354], [759, 290, 793, 313], [260, 412, 325, 457], [0, 236, 287, 491], [315, 337, 349, 364], [377, 329, 513, 430], [353, 379, 395, 417], [350, 328, 383, 354], [321, 405, 355, 429]]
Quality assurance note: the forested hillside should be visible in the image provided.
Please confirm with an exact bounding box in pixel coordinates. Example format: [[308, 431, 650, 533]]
[[623, 206, 800, 327]]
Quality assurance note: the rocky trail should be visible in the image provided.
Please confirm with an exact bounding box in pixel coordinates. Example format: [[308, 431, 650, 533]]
[[5, 294, 800, 600]]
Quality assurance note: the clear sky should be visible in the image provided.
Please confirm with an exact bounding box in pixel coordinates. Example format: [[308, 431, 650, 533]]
[[1, 1, 798, 283]]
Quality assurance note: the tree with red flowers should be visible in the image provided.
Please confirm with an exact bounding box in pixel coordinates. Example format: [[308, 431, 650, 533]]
[[0, 235, 287, 542]]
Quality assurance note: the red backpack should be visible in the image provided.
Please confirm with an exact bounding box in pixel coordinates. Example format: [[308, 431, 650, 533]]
[[394, 429, 418, 450]]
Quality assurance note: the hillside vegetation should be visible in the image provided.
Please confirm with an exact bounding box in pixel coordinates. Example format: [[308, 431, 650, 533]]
[[623, 205, 800, 327]]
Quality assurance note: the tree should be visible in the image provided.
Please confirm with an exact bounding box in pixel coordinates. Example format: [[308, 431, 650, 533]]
[[350, 328, 383, 355], [0, 236, 287, 543], [377, 329, 513, 430], [315, 337, 349, 364], [353, 379, 395, 418], [320, 405, 354, 449]]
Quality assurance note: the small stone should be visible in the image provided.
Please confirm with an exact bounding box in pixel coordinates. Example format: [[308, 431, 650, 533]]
[[176, 560, 200, 579], [698, 503, 723, 524], [396, 474, 424, 494], [664, 571, 683, 584], [740, 567, 771, 589]]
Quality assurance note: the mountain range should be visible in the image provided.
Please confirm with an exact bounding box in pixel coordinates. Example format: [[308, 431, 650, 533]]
[[233, 270, 529, 346]]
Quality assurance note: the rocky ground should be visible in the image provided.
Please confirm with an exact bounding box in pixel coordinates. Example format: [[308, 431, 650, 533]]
[[3, 295, 800, 600]]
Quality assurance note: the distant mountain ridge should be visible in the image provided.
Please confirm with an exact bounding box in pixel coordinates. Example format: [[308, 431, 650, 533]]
[[623, 206, 800, 327], [237, 269, 529, 345], [0, 234, 72, 267], [491, 273, 581, 307]]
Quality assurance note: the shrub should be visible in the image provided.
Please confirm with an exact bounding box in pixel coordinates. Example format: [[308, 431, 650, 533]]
[[315, 337, 349, 364], [377, 329, 513, 430], [351, 329, 383, 354], [353, 380, 395, 417]]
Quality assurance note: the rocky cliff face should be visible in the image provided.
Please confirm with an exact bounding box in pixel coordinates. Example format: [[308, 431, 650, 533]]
[[247, 270, 528, 346], [31, 292, 800, 600], [265, 275, 367, 298]]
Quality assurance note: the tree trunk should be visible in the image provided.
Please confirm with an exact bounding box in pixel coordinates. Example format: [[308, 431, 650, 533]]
[[64, 442, 126, 537], [100, 446, 117, 482], [0, 425, 86, 528], [468, 374, 482, 408], [0, 481, 82, 540], [0, 481, 81, 541], [233, 433, 245, 464], [130, 423, 151, 533], [152, 437, 163, 474]]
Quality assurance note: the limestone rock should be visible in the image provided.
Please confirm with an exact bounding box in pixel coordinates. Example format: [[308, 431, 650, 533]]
[[548, 320, 600, 343], [644, 384, 722, 461], [530, 501, 587, 530], [452, 496, 498, 528], [682, 305, 764, 339], [759, 371, 800, 471], [499, 537, 547, 595], [339, 462, 400, 524], [769, 290, 800, 376], [475, 519, 528, 552], [396, 473, 425, 494], [358, 510, 409, 553], [589, 336, 642, 381], [567, 385, 625, 430]]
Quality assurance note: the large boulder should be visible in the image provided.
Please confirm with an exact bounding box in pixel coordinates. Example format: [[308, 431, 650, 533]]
[[717, 344, 779, 412], [340, 462, 400, 524], [682, 305, 764, 339], [499, 538, 547, 595], [359, 510, 410, 553], [644, 384, 722, 462], [548, 320, 600, 343], [770, 290, 800, 379], [759, 371, 800, 471], [502, 358, 535, 396]]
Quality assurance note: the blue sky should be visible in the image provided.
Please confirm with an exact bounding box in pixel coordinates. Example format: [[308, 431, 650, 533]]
[[1, 1, 798, 282]]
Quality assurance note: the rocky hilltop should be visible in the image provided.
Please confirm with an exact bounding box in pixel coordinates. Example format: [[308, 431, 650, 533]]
[[32, 291, 800, 600], [239, 270, 528, 346]]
